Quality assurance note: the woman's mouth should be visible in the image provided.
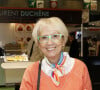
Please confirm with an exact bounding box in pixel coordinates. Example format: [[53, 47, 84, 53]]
[[47, 47, 55, 51]]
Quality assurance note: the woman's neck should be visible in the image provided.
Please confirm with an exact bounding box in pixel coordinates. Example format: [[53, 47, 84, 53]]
[[47, 53, 62, 64]]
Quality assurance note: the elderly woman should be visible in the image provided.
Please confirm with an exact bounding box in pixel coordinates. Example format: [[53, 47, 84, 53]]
[[20, 17, 92, 90]]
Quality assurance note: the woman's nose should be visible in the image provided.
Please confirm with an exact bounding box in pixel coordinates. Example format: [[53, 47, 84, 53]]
[[47, 38, 53, 44]]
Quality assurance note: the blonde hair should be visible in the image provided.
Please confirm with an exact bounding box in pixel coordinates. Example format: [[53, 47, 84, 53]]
[[32, 17, 69, 45]]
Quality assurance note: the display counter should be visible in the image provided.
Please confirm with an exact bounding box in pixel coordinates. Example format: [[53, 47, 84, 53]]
[[0, 57, 5, 85], [1, 61, 34, 84]]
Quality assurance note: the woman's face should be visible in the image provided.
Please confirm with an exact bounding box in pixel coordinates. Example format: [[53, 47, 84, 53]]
[[38, 26, 65, 62]]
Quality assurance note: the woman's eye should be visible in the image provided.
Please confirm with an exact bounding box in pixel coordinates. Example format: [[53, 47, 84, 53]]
[[53, 35, 59, 38], [41, 36, 48, 40]]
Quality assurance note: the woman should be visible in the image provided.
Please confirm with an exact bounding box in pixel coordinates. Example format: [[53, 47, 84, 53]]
[[20, 17, 92, 90]]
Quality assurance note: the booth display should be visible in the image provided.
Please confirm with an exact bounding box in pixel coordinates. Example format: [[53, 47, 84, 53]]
[[0, 1, 100, 89], [4, 54, 28, 62], [1, 61, 34, 84]]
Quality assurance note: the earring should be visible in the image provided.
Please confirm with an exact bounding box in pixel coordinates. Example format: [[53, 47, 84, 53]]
[[62, 45, 65, 51]]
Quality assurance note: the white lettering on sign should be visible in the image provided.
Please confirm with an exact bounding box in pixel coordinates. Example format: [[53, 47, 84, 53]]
[[0, 10, 19, 16], [21, 10, 49, 17], [0, 9, 49, 17]]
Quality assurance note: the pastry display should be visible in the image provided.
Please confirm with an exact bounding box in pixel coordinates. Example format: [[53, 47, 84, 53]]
[[5, 55, 28, 62]]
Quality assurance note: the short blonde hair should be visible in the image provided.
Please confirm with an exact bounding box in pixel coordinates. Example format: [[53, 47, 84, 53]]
[[32, 17, 69, 45]]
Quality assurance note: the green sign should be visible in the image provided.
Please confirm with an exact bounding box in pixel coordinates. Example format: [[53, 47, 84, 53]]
[[84, 2, 91, 10], [28, 0, 36, 8]]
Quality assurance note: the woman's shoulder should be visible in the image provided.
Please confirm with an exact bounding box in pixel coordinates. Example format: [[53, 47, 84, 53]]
[[75, 59, 87, 68], [25, 61, 40, 73], [73, 58, 88, 73], [75, 58, 85, 64]]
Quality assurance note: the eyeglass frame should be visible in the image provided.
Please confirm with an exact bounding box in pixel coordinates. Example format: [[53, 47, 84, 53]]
[[37, 34, 64, 43]]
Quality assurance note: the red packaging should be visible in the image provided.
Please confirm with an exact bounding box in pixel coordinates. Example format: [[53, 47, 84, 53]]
[[50, 0, 58, 8]]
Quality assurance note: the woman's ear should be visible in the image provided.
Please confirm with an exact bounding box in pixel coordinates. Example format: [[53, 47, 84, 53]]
[[63, 39, 66, 46]]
